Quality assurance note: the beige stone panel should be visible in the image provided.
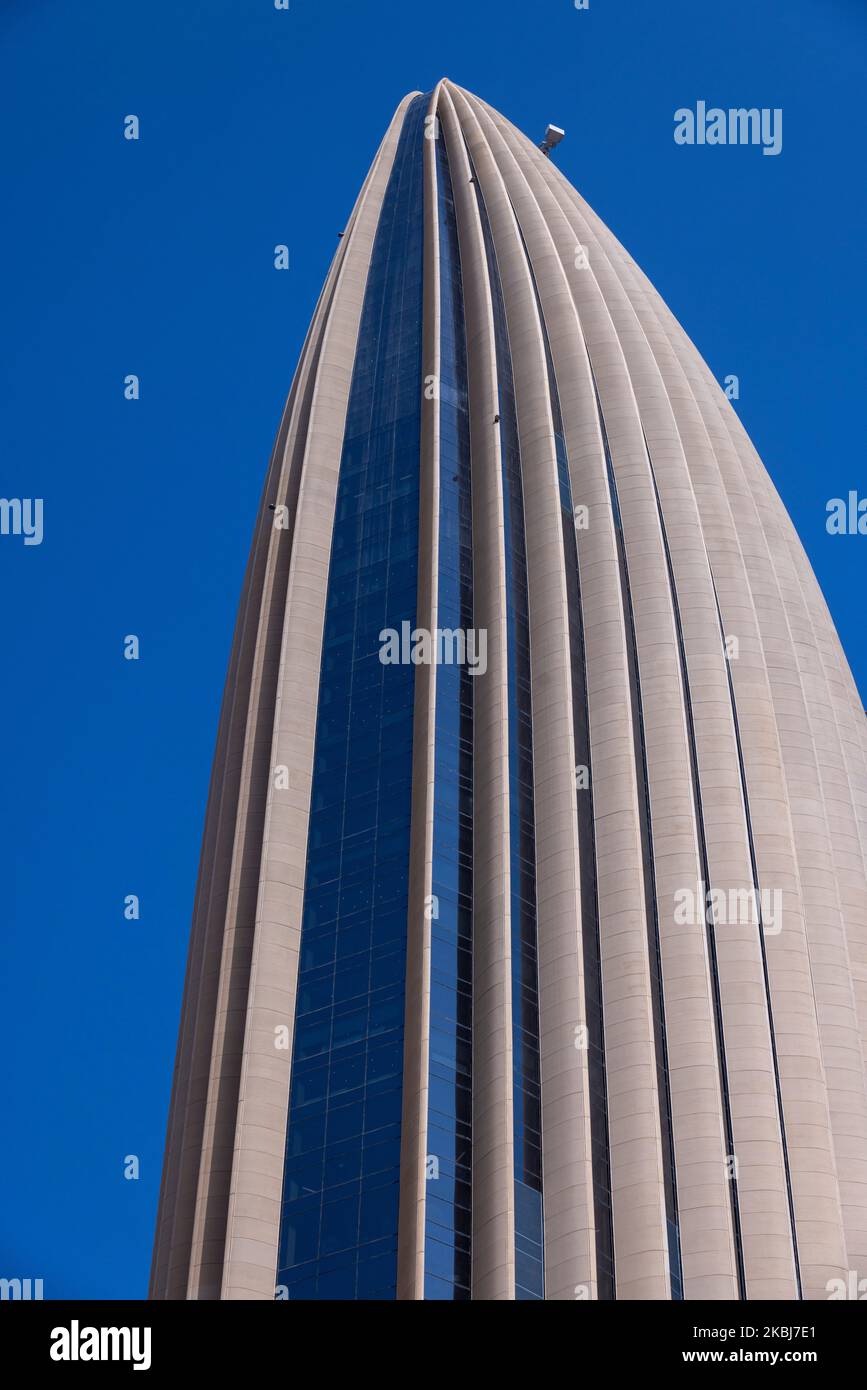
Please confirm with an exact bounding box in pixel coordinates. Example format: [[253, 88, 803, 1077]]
[[633, 366, 842, 1300], [452, 86, 603, 1295], [675, 383, 859, 1293], [517, 139, 804, 1299], [457, 84, 664, 1298], [583, 203, 855, 1296], [483, 100, 800, 1301], [803, 594, 867, 1090], [396, 84, 441, 1299], [704, 387, 867, 1283], [519, 197, 742, 1296], [462, 112, 687, 1298]]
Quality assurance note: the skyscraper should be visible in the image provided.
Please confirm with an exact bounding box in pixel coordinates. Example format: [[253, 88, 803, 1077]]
[[151, 81, 867, 1301]]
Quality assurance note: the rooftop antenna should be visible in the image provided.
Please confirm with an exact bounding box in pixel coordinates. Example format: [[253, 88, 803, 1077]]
[[539, 123, 565, 158]]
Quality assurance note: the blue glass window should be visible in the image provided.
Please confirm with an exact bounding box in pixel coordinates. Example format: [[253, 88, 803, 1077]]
[[277, 92, 429, 1301], [422, 129, 474, 1300]]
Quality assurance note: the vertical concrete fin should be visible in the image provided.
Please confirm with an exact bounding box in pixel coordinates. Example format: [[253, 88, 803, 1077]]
[[396, 83, 442, 1300], [438, 85, 516, 1300]]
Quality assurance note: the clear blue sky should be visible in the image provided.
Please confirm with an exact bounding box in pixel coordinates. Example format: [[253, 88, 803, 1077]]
[[1, 0, 864, 1300]]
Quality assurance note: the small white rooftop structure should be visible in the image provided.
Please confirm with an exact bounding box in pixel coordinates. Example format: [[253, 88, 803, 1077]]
[[539, 123, 565, 157]]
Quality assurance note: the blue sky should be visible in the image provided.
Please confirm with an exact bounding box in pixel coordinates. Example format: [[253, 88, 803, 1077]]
[[1, 0, 864, 1299]]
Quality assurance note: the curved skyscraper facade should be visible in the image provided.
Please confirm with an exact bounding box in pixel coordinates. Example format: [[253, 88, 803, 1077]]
[[151, 81, 867, 1302]]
